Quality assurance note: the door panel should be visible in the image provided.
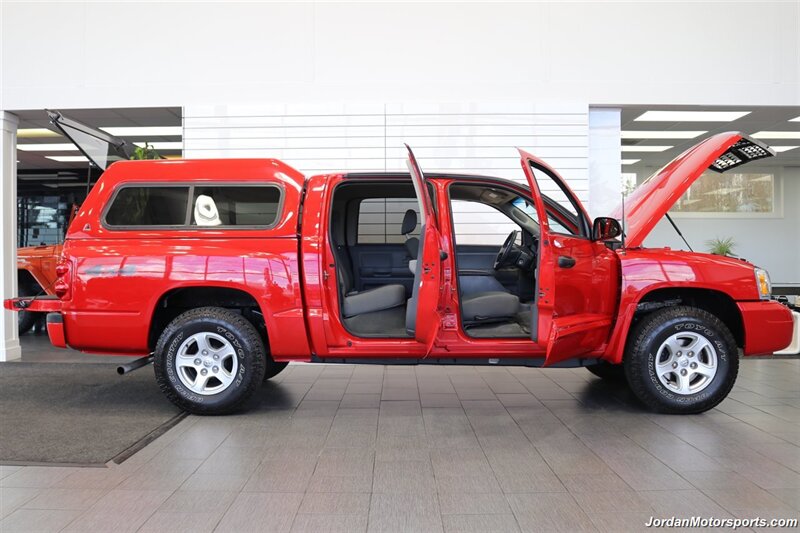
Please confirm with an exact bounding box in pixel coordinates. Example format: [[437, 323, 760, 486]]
[[406, 145, 443, 352], [349, 244, 414, 294], [518, 149, 618, 365]]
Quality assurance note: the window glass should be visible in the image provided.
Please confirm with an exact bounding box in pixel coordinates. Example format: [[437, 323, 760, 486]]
[[105, 187, 189, 226], [358, 198, 420, 244], [671, 172, 775, 214], [191, 186, 281, 226], [451, 199, 519, 246]]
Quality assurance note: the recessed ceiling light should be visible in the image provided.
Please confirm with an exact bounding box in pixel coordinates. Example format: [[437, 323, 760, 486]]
[[621, 159, 641, 165], [621, 131, 706, 139], [101, 126, 182, 136], [621, 145, 673, 152], [17, 128, 61, 138], [635, 111, 750, 122], [751, 131, 800, 140], [134, 142, 183, 150], [17, 143, 78, 152], [772, 146, 799, 153], [789, 116, 800, 122], [45, 155, 89, 162]]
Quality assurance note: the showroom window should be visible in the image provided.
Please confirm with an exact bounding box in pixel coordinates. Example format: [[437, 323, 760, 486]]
[[105, 186, 190, 227], [357, 198, 420, 243], [190, 185, 282, 227], [451, 199, 519, 246], [671, 171, 779, 216]]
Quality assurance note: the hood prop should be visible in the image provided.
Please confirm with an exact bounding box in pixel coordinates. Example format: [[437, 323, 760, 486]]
[[664, 213, 693, 252]]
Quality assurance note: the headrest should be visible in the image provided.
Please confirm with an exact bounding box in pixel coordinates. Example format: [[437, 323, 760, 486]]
[[194, 195, 222, 226], [401, 209, 417, 235]]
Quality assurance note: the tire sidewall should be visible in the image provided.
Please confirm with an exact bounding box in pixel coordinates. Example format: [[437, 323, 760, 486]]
[[155, 312, 262, 412], [634, 313, 733, 410]]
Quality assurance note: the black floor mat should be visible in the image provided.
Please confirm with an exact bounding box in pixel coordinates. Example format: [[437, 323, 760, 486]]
[[343, 306, 409, 337], [0, 362, 183, 465]]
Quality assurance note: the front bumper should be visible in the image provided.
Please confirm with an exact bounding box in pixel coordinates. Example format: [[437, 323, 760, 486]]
[[738, 300, 794, 355]]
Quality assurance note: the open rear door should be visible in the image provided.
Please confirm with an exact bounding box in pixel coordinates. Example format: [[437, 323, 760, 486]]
[[518, 149, 617, 366], [47, 110, 135, 171], [405, 145, 443, 354]]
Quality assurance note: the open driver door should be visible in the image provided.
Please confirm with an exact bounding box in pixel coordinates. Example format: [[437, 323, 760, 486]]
[[518, 149, 617, 366], [405, 145, 444, 356]]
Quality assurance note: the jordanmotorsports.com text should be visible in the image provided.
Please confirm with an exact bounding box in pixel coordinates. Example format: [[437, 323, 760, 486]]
[[645, 516, 798, 529]]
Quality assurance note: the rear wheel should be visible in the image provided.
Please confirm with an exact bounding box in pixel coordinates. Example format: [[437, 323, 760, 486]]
[[154, 307, 266, 415], [624, 306, 738, 414]]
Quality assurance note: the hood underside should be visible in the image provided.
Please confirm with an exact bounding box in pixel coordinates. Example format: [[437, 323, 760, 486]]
[[610, 132, 774, 248]]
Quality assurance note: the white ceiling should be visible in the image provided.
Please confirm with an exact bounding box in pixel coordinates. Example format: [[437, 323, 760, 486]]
[[620, 105, 800, 173]]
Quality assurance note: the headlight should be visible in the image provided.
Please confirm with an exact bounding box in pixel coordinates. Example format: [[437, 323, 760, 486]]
[[754, 268, 772, 300]]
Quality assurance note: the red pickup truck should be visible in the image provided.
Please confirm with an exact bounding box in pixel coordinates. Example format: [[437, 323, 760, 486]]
[[5, 133, 793, 415]]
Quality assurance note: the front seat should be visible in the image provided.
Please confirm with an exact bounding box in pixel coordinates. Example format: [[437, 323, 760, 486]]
[[331, 213, 405, 318], [460, 291, 520, 325]]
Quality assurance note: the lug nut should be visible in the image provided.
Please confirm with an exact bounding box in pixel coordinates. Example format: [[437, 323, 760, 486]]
[[676, 351, 682, 356], [212, 366, 219, 373], [672, 362, 678, 369], [688, 351, 694, 357], [213, 354, 219, 360], [201, 368, 208, 376], [690, 362, 697, 369], [194, 358, 201, 366], [202, 350, 208, 355], [680, 369, 687, 376]]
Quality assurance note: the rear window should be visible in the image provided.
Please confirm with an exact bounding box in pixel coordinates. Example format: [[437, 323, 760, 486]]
[[104, 184, 282, 229], [191, 186, 281, 227], [105, 186, 189, 227], [357, 198, 420, 244]]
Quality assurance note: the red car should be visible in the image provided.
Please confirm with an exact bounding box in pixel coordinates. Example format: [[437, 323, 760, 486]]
[[5, 132, 793, 415]]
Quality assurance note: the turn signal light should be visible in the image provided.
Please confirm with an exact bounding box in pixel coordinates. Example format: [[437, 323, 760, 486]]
[[754, 268, 771, 300]]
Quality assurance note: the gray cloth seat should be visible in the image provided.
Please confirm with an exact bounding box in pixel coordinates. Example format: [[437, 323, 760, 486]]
[[461, 291, 520, 324], [402, 209, 420, 274], [332, 213, 406, 319]]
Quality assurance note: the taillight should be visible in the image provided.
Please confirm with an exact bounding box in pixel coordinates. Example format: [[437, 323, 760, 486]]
[[54, 260, 71, 299]]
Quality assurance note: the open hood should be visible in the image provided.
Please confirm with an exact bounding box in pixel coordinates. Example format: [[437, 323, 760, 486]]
[[610, 132, 774, 248]]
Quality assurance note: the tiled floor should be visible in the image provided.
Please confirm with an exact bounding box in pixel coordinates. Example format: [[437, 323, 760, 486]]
[[1, 358, 799, 532]]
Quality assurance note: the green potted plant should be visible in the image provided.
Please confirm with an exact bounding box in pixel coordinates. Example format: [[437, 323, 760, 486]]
[[706, 237, 736, 256]]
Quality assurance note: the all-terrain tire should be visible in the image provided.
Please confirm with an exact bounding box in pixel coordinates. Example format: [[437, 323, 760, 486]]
[[263, 361, 289, 381], [586, 361, 626, 382], [624, 306, 738, 414], [153, 307, 266, 415]]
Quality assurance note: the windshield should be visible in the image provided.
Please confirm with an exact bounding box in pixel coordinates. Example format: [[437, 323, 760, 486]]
[[511, 196, 575, 235]]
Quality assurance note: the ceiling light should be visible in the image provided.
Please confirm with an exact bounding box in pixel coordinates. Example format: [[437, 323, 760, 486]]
[[772, 146, 799, 153], [17, 128, 61, 138], [621, 159, 641, 165], [101, 126, 182, 136], [621, 131, 706, 139], [634, 111, 750, 122], [751, 131, 800, 140], [134, 142, 183, 150], [621, 145, 673, 152], [17, 143, 78, 152], [45, 155, 89, 162], [789, 116, 800, 122]]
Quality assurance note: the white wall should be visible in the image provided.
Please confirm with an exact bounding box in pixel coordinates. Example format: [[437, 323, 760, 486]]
[[2, 2, 798, 110], [644, 167, 800, 286], [185, 102, 598, 242]]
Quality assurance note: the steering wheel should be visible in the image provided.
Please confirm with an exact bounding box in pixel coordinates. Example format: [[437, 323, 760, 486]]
[[493, 230, 519, 270]]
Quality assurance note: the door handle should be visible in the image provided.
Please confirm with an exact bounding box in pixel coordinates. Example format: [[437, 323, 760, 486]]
[[558, 256, 576, 269]]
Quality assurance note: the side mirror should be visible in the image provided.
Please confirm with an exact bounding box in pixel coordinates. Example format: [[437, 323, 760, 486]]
[[592, 217, 622, 241]]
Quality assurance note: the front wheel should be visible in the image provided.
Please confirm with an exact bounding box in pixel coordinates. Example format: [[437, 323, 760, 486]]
[[154, 307, 266, 415], [624, 306, 738, 414]]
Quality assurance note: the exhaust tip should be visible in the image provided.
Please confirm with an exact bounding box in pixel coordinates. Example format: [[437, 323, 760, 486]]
[[116, 366, 126, 375]]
